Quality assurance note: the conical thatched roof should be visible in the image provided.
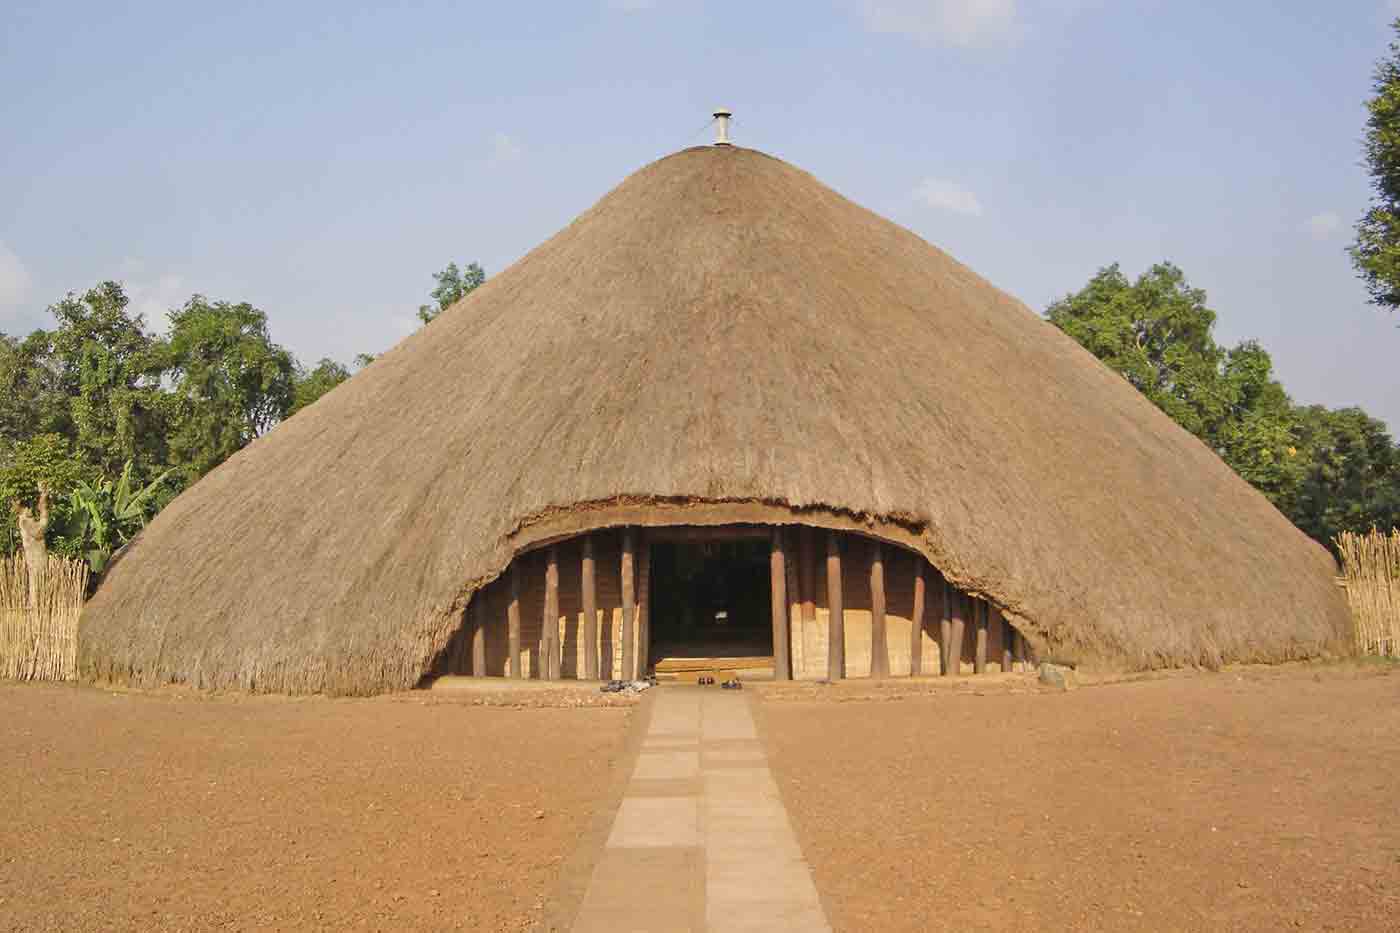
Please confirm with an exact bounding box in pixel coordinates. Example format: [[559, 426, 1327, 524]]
[[79, 145, 1350, 694]]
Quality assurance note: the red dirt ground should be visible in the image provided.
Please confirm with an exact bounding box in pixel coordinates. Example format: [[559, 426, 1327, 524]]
[[757, 663, 1400, 932], [0, 684, 632, 932]]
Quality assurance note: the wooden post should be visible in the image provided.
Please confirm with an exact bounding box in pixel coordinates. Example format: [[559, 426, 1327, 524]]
[[939, 579, 953, 677], [770, 527, 791, 680], [581, 535, 598, 680], [543, 546, 560, 680], [799, 527, 817, 678], [909, 558, 926, 677], [637, 538, 651, 679], [826, 531, 845, 681], [471, 598, 486, 676], [621, 528, 636, 681], [974, 597, 988, 675], [508, 562, 522, 679], [869, 542, 888, 678], [1000, 609, 1013, 673], [948, 587, 965, 677], [799, 526, 816, 629]]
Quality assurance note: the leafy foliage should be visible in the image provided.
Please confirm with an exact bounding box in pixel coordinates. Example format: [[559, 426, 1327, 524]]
[[162, 296, 296, 481], [1049, 262, 1400, 548], [291, 358, 352, 415], [1, 261, 484, 571], [417, 261, 485, 325], [63, 461, 172, 572], [1352, 19, 1400, 310]]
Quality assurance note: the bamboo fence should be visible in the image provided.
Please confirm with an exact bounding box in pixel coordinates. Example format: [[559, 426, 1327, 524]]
[[0, 554, 88, 681], [1336, 528, 1400, 658]]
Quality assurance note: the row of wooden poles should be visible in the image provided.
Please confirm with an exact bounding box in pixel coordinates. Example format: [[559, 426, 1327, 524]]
[[785, 526, 1027, 680], [454, 525, 1026, 681]]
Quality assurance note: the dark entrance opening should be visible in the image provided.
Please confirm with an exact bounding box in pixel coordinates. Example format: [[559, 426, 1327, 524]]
[[648, 530, 773, 664]]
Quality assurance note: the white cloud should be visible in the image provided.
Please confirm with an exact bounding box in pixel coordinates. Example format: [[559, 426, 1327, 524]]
[[117, 262, 188, 332], [913, 177, 985, 216], [0, 242, 33, 319], [1302, 211, 1342, 240], [489, 131, 523, 164], [858, 0, 1023, 48]]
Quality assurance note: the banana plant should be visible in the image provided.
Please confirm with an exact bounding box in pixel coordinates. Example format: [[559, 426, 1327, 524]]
[[66, 461, 171, 573]]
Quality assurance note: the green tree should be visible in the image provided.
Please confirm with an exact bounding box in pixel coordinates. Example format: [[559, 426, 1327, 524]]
[[1352, 19, 1400, 310], [1288, 406, 1400, 544], [417, 261, 485, 325], [1046, 263, 1233, 439], [1046, 262, 1400, 547], [162, 296, 296, 481], [61, 460, 171, 572], [290, 358, 352, 415], [0, 433, 91, 555], [42, 282, 169, 477], [1214, 341, 1303, 504], [0, 332, 70, 444]]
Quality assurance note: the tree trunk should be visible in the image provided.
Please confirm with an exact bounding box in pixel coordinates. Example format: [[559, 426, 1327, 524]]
[[14, 487, 50, 612]]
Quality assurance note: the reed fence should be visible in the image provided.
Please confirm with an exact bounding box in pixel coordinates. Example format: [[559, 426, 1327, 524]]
[[0, 554, 88, 681], [1336, 528, 1400, 658]]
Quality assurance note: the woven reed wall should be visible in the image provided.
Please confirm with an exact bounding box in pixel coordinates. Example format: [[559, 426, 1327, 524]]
[[0, 554, 88, 682], [1337, 528, 1399, 658]]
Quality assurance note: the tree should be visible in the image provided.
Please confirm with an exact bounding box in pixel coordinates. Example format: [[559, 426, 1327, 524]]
[[42, 282, 168, 478], [1046, 263, 1233, 440], [0, 434, 90, 595], [290, 358, 352, 415], [162, 296, 296, 481], [417, 261, 485, 325], [1288, 406, 1400, 545], [1352, 19, 1400, 311], [62, 460, 171, 573], [1047, 262, 1400, 548]]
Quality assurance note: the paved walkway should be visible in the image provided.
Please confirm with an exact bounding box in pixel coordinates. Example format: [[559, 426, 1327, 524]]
[[572, 687, 830, 933]]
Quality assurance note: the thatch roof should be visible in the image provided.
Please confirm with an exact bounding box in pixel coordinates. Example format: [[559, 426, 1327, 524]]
[[79, 145, 1350, 694]]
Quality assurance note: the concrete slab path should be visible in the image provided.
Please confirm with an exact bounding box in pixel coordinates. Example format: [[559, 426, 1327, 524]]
[[571, 687, 830, 933]]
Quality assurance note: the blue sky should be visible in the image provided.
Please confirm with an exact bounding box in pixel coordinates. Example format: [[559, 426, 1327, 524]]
[[2, 0, 1398, 429]]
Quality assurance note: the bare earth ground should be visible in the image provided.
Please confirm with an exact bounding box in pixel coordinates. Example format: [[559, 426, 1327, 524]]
[[756, 662, 1400, 932], [0, 684, 633, 933]]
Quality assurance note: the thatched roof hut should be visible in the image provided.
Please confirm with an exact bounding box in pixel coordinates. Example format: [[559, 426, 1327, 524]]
[[79, 145, 1350, 694]]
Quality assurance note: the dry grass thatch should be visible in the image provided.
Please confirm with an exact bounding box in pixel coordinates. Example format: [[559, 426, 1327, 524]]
[[1, 554, 87, 681], [1336, 528, 1399, 657], [78, 146, 1351, 694]]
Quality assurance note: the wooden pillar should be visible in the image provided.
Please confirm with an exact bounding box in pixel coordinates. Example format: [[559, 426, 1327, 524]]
[[939, 579, 953, 677], [638, 538, 651, 679], [471, 598, 486, 677], [581, 535, 598, 680], [1000, 609, 1013, 673], [548, 546, 564, 679], [974, 597, 989, 675], [948, 586, 966, 677], [826, 531, 845, 681], [799, 527, 817, 678], [869, 542, 888, 678], [909, 558, 926, 677], [508, 562, 523, 679], [770, 527, 791, 680], [798, 527, 816, 624], [621, 528, 636, 681]]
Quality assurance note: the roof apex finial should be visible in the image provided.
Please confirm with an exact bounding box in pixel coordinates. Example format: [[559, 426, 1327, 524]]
[[713, 109, 733, 146]]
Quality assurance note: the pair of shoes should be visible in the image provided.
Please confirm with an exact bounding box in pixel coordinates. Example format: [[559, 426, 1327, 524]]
[[599, 680, 625, 693], [721, 679, 743, 690], [697, 675, 716, 686]]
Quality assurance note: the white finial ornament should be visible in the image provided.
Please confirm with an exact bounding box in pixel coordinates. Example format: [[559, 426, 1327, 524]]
[[713, 109, 733, 146]]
